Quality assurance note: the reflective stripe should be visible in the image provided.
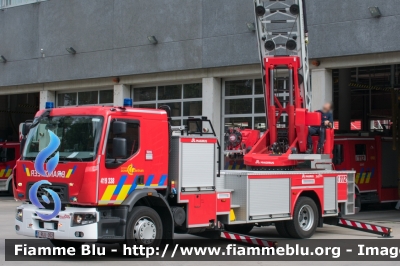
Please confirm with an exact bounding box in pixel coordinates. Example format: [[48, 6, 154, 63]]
[[101, 185, 117, 201], [100, 174, 168, 205]]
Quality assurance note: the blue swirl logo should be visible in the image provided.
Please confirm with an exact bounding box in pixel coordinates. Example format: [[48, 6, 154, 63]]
[[34, 130, 60, 177], [29, 180, 61, 221], [29, 130, 62, 221]]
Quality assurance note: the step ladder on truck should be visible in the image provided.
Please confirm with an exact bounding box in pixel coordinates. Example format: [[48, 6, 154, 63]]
[[13, 0, 391, 252]]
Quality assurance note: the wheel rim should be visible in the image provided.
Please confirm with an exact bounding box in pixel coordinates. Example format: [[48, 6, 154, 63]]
[[133, 216, 156, 245], [298, 205, 314, 231]]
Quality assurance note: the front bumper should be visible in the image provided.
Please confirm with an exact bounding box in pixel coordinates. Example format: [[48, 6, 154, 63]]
[[15, 203, 99, 240]]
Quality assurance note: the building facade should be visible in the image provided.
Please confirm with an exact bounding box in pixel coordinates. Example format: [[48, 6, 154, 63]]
[[0, 0, 399, 143]]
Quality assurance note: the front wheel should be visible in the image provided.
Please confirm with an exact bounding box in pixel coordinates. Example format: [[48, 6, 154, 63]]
[[125, 206, 163, 250], [286, 197, 318, 238]]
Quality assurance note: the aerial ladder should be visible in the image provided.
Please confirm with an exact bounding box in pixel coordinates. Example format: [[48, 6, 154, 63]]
[[244, 0, 334, 170], [216, 1, 392, 247]]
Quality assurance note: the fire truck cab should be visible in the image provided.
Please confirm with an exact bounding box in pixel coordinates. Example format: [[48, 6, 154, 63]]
[[334, 135, 399, 205]]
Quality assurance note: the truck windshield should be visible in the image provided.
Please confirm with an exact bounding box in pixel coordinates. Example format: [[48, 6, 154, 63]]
[[22, 116, 104, 162]]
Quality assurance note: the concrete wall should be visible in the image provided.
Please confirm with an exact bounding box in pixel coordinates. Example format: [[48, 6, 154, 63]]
[[0, 0, 399, 87], [307, 0, 400, 59], [0, 0, 258, 87]]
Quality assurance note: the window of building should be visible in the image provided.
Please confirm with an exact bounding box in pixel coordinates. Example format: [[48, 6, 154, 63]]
[[132, 83, 202, 126], [333, 120, 362, 130], [57, 89, 113, 107], [222, 79, 266, 140], [370, 119, 391, 131], [1, 0, 46, 9], [106, 119, 140, 161]]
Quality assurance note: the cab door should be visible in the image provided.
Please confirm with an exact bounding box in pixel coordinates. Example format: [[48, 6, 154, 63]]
[[98, 117, 144, 205], [354, 140, 377, 192]]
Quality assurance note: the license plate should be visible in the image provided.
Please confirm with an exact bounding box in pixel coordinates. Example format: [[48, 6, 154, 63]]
[[35, 231, 54, 239], [44, 222, 54, 230]]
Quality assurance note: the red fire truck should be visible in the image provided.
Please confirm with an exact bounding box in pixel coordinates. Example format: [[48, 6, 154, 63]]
[[14, 103, 356, 247], [334, 136, 399, 205], [14, 0, 391, 249], [0, 141, 20, 195]]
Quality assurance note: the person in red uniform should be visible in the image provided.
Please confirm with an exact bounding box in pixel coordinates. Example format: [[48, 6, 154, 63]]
[[306, 102, 333, 154]]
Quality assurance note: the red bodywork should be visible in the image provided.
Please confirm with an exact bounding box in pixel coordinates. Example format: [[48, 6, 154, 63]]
[[14, 106, 169, 206], [244, 56, 333, 167], [334, 136, 399, 203], [180, 171, 349, 228], [224, 128, 260, 170], [226, 129, 260, 151], [245, 56, 332, 168]]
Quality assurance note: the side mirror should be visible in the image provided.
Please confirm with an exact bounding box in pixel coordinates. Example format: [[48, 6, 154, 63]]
[[22, 123, 32, 136], [113, 121, 126, 135], [112, 138, 127, 159]]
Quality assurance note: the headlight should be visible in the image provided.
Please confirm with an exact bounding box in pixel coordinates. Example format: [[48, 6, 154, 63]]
[[72, 213, 96, 227], [16, 209, 23, 222]]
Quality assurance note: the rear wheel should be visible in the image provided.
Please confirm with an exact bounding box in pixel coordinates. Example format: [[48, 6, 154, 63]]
[[274, 221, 290, 238], [224, 224, 254, 235], [286, 197, 318, 238], [125, 206, 163, 251]]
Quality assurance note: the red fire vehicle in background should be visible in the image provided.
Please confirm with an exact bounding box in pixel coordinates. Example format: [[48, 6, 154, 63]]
[[0, 135, 20, 195], [334, 135, 399, 205]]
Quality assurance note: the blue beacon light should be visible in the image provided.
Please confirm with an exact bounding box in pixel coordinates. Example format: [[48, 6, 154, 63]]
[[123, 98, 133, 107], [45, 102, 54, 109]]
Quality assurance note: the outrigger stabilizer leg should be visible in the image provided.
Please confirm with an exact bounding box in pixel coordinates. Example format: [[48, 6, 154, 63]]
[[220, 231, 277, 247], [325, 217, 392, 238]]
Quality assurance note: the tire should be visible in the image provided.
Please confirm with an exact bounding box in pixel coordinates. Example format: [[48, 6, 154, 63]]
[[7, 179, 13, 196], [286, 197, 318, 239], [125, 206, 163, 250], [50, 240, 82, 249], [224, 224, 254, 235], [275, 221, 290, 238], [355, 193, 362, 213]]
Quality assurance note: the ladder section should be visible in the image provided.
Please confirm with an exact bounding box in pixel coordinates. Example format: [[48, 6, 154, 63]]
[[254, 0, 311, 110]]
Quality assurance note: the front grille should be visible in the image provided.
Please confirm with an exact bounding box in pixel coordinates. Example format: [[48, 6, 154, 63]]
[[27, 182, 69, 204]]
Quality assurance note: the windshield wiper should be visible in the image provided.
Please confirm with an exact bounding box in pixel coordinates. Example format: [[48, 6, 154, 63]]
[[23, 156, 36, 161], [59, 156, 83, 162]]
